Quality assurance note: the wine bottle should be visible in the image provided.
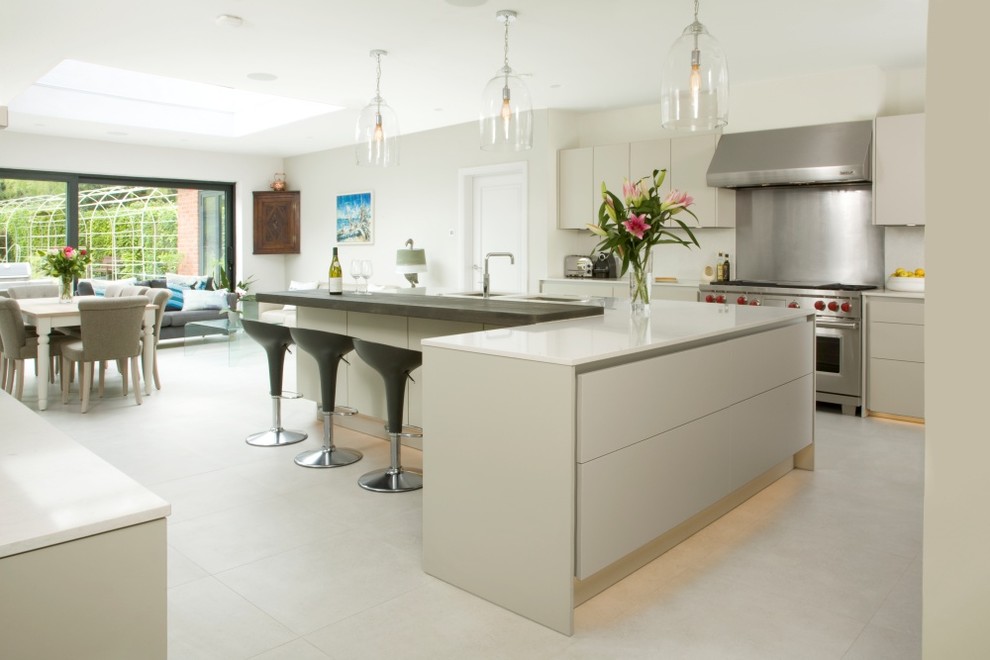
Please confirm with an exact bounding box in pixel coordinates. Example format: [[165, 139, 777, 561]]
[[328, 247, 343, 294]]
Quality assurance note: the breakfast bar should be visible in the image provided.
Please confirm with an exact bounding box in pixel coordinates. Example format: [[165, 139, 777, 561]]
[[420, 300, 816, 635], [255, 290, 605, 440]]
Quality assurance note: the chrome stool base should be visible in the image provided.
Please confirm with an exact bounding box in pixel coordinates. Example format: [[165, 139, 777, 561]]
[[246, 428, 308, 447], [358, 467, 423, 493], [294, 406, 363, 468], [295, 446, 363, 468], [246, 393, 308, 446]]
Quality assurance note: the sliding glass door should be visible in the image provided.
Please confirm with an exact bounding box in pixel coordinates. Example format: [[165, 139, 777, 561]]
[[0, 169, 234, 282]]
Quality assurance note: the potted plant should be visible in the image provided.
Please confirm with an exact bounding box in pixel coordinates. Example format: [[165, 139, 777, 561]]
[[215, 265, 258, 320]]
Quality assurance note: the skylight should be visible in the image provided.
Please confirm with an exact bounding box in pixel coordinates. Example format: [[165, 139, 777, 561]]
[[11, 60, 342, 136]]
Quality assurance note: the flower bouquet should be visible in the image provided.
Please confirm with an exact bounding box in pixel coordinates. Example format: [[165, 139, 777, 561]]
[[587, 169, 700, 314], [36, 246, 91, 302]]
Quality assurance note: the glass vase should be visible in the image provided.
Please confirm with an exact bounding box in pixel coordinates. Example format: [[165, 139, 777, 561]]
[[58, 275, 74, 303], [628, 253, 652, 317]]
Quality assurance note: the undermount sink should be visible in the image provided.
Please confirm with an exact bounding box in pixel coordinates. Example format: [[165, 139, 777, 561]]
[[511, 294, 591, 303], [443, 291, 597, 304]]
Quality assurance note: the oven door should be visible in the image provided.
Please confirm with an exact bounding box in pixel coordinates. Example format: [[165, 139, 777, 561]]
[[815, 319, 860, 397]]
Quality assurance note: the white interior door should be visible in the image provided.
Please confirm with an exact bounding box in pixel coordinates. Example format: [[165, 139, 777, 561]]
[[459, 163, 527, 293]]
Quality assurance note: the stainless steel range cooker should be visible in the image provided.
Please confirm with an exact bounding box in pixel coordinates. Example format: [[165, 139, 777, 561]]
[[699, 280, 877, 415]]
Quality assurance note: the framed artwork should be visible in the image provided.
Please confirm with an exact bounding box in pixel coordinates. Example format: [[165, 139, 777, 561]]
[[336, 191, 374, 244]]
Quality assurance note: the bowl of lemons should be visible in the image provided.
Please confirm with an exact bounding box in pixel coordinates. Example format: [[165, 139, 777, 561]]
[[886, 267, 925, 292]]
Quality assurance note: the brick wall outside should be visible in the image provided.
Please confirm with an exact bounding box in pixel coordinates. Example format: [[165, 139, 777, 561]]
[[176, 189, 200, 275]]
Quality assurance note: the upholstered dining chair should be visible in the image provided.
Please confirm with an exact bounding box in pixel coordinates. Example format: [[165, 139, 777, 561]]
[[143, 288, 171, 390], [103, 283, 150, 298], [0, 298, 67, 401], [60, 296, 148, 413], [6, 283, 59, 299]]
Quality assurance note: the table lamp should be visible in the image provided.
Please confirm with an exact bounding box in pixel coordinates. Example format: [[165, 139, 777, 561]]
[[396, 238, 427, 287]]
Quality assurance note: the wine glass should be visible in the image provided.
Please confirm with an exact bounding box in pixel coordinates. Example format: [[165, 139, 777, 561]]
[[360, 260, 373, 293], [350, 259, 365, 294]]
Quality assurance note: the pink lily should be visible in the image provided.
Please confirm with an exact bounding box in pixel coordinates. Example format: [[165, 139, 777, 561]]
[[662, 190, 694, 212], [622, 213, 651, 239]]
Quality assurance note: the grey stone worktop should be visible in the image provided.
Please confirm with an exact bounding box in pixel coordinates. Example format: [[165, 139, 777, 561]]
[[255, 290, 604, 326]]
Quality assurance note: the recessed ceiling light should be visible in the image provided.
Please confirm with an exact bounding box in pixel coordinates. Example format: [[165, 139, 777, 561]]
[[247, 72, 278, 82], [215, 14, 244, 28]]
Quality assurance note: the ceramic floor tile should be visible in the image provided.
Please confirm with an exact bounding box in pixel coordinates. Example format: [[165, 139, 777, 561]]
[[167, 493, 351, 574], [305, 579, 573, 660], [167, 545, 210, 588], [249, 638, 331, 660], [167, 576, 297, 660], [216, 527, 429, 635]]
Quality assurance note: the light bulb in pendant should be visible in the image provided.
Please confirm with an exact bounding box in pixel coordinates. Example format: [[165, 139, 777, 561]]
[[374, 113, 384, 142], [689, 48, 702, 98]]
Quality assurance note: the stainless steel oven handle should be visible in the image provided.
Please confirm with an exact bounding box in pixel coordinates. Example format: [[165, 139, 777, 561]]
[[816, 319, 859, 330]]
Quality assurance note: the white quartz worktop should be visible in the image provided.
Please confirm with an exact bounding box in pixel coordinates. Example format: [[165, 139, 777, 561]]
[[0, 391, 170, 558], [422, 299, 813, 367]]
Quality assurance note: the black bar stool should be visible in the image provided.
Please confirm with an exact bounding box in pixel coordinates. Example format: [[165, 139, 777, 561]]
[[352, 338, 423, 493], [241, 319, 307, 447], [289, 327, 363, 468]]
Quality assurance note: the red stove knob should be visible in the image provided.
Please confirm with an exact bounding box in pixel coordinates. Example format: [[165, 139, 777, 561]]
[[840, 301, 852, 313], [705, 294, 715, 303], [814, 300, 826, 311], [788, 301, 800, 309], [737, 295, 748, 305], [827, 301, 839, 312], [750, 299, 761, 306], [715, 294, 726, 304]]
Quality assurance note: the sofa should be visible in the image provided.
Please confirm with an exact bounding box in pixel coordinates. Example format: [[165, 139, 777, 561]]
[[77, 277, 238, 341]]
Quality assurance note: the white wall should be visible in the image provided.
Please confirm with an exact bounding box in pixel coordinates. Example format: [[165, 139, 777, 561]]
[[0, 131, 284, 291], [924, 1, 990, 656]]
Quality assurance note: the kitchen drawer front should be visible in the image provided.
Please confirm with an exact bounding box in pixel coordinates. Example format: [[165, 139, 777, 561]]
[[869, 299, 924, 325], [869, 358, 924, 418], [576, 320, 813, 463], [576, 375, 811, 579], [651, 285, 700, 302], [870, 322, 924, 362]]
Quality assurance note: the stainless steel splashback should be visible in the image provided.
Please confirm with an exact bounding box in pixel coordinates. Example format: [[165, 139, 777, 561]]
[[735, 184, 884, 285]]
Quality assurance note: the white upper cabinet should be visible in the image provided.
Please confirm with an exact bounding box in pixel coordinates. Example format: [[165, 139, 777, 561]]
[[557, 143, 629, 230], [629, 138, 671, 197], [557, 134, 735, 230], [558, 147, 595, 230], [874, 113, 925, 226]]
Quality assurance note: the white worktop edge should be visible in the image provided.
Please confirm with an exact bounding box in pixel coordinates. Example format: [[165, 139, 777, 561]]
[[1, 392, 171, 558], [422, 300, 813, 367]]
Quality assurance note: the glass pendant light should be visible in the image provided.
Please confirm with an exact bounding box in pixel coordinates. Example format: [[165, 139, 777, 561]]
[[355, 49, 399, 167], [660, 0, 729, 131], [480, 9, 532, 151]]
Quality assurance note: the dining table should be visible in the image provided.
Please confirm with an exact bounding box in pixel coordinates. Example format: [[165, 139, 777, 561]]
[[16, 296, 156, 411]]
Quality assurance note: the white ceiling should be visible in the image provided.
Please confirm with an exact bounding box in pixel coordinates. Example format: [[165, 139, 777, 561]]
[[0, 0, 928, 158]]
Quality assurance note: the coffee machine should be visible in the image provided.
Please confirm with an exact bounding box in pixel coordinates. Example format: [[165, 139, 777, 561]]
[[592, 252, 618, 279]]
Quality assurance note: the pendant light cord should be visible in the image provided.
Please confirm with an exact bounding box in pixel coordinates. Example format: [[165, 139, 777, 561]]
[[374, 52, 383, 113], [503, 17, 511, 73]]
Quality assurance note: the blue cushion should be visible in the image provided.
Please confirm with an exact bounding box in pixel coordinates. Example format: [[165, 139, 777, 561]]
[[166, 284, 186, 311]]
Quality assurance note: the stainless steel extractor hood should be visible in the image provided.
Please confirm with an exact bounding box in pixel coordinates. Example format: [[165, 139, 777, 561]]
[[706, 120, 873, 188]]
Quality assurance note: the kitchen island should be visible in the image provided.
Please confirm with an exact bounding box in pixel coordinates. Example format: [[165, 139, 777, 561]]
[[255, 290, 605, 439], [420, 300, 815, 635]]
